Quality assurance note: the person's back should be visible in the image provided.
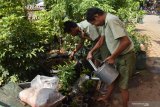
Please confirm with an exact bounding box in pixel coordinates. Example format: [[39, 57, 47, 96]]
[[77, 20, 100, 41], [63, 20, 109, 61]]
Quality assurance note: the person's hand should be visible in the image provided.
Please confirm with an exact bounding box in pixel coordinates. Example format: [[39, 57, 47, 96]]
[[87, 51, 93, 60], [81, 30, 85, 39], [69, 51, 75, 60], [105, 55, 116, 65]]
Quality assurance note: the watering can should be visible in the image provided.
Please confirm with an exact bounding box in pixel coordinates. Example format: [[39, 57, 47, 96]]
[[88, 59, 119, 86]]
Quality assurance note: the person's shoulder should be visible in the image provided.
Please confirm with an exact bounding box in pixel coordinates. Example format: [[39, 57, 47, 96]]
[[78, 20, 90, 26], [107, 13, 122, 25], [78, 20, 91, 29], [107, 13, 119, 22]]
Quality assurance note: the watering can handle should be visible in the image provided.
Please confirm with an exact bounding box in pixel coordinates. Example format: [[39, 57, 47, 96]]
[[88, 59, 98, 71]]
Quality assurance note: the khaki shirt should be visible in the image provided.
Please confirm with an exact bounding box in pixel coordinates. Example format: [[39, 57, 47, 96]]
[[77, 20, 103, 41], [102, 13, 134, 55]]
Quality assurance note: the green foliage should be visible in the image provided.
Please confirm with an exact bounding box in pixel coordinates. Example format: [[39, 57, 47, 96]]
[[47, 0, 115, 50], [64, 0, 115, 21], [34, 1, 66, 36], [0, 14, 45, 84], [40, 0, 147, 52], [116, 0, 145, 23], [81, 79, 96, 93], [0, 0, 51, 85], [0, 0, 149, 86], [127, 24, 150, 52], [0, 65, 9, 85], [0, 0, 26, 17], [26, 0, 38, 4], [110, 0, 128, 11], [44, 0, 64, 10], [57, 61, 77, 95], [130, 33, 150, 52]]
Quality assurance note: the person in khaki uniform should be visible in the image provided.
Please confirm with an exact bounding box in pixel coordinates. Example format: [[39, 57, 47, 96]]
[[86, 7, 136, 107], [63, 20, 110, 62]]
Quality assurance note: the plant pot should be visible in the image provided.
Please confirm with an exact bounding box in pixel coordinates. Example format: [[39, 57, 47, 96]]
[[136, 51, 147, 70], [137, 17, 143, 24]]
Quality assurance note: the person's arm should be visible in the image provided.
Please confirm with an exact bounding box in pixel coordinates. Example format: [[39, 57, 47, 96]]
[[87, 36, 105, 59], [74, 40, 84, 53], [81, 30, 92, 40], [105, 17, 131, 64], [105, 36, 131, 64], [70, 38, 84, 59]]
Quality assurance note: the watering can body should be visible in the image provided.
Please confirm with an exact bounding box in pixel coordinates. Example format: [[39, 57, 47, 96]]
[[88, 60, 119, 86]]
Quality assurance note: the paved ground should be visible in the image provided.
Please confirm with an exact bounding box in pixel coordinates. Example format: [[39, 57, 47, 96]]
[[122, 15, 160, 107], [136, 15, 160, 74], [136, 15, 160, 57], [93, 15, 160, 107]]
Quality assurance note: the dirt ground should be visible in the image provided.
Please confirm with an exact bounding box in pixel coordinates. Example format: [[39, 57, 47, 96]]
[[92, 15, 160, 107], [128, 15, 160, 107]]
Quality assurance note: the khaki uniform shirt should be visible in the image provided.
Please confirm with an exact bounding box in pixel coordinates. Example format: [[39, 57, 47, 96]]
[[102, 13, 134, 55], [77, 20, 104, 41]]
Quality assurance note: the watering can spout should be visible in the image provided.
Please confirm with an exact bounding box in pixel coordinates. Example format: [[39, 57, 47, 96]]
[[88, 59, 97, 71]]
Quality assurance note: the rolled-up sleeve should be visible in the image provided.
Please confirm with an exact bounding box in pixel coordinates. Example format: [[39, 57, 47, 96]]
[[99, 26, 105, 36]]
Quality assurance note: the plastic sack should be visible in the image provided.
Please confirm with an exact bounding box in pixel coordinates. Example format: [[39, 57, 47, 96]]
[[19, 88, 37, 107], [19, 88, 65, 107], [31, 75, 59, 90], [35, 88, 65, 107]]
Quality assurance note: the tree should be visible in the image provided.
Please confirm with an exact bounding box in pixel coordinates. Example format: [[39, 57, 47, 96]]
[[0, 0, 50, 85]]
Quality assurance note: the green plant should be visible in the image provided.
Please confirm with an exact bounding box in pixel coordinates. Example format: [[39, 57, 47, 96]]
[[57, 61, 77, 95], [81, 79, 96, 94], [116, 0, 146, 24], [0, 14, 46, 83], [130, 33, 150, 52], [0, 0, 51, 85], [127, 24, 150, 53], [82, 68, 91, 76], [0, 65, 9, 85], [67, 0, 115, 22], [0, 0, 149, 86]]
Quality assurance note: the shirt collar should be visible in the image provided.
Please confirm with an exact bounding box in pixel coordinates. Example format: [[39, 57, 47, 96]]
[[104, 13, 109, 28]]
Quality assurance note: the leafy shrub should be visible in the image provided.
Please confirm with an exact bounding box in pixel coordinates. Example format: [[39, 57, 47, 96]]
[[0, 0, 51, 85], [0, 0, 149, 86], [57, 61, 77, 95], [127, 24, 150, 53]]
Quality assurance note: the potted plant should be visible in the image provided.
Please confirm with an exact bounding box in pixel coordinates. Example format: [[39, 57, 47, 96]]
[[137, 10, 146, 24], [129, 30, 150, 70]]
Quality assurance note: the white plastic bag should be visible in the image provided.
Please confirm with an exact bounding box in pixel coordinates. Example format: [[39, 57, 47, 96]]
[[19, 87, 37, 107], [31, 75, 59, 90], [19, 88, 65, 107], [35, 88, 65, 107], [19, 75, 64, 107]]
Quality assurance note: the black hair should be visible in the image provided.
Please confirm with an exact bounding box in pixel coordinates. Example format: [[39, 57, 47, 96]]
[[86, 7, 105, 22], [63, 21, 78, 33]]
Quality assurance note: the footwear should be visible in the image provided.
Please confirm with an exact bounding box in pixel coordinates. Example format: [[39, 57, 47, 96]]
[[97, 98, 110, 107], [97, 96, 107, 102], [97, 96, 111, 106], [99, 90, 108, 95]]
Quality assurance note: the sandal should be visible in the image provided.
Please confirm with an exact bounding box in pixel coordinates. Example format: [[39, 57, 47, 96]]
[[97, 96, 107, 102], [97, 96, 111, 106]]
